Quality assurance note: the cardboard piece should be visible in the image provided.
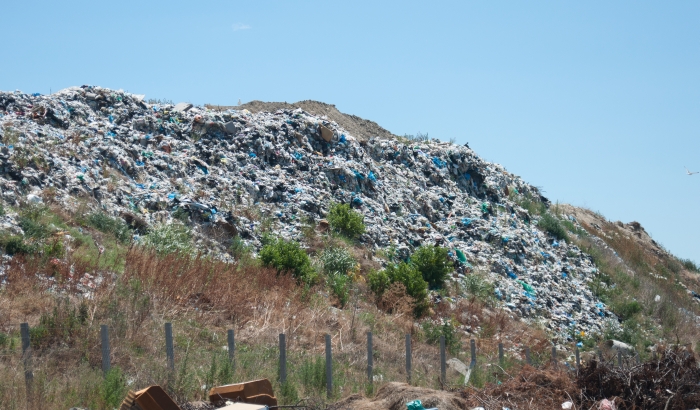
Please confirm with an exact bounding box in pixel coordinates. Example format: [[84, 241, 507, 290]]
[[209, 379, 277, 407], [319, 125, 333, 142], [119, 385, 181, 410]]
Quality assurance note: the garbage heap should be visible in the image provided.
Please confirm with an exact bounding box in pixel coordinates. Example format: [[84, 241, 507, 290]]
[[0, 86, 615, 342]]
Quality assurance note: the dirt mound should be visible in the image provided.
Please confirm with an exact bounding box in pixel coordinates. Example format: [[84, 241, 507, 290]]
[[205, 100, 398, 142], [328, 382, 467, 410]]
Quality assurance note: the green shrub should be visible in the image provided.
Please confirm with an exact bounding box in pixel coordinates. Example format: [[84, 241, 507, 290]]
[[229, 236, 252, 262], [463, 273, 495, 301], [368, 269, 391, 296], [327, 203, 365, 239], [1, 235, 35, 255], [326, 272, 351, 308], [299, 356, 326, 392], [614, 299, 642, 320], [86, 212, 131, 243], [18, 214, 50, 239], [318, 247, 356, 308], [0, 203, 5, 216], [102, 367, 128, 408], [259, 237, 317, 284], [319, 247, 356, 276], [372, 262, 429, 316], [537, 213, 569, 241], [681, 259, 700, 273], [142, 222, 193, 255], [410, 246, 452, 289], [422, 319, 461, 355]]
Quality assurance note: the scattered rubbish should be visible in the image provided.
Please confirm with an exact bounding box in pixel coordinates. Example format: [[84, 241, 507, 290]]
[[562, 401, 573, 409], [598, 399, 615, 410]]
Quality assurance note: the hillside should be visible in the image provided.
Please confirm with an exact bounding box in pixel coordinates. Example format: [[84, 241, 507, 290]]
[[1, 87, 699, 409]]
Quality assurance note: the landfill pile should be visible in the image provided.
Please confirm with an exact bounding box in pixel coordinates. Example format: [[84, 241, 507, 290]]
[[0, 86, 615, 343]]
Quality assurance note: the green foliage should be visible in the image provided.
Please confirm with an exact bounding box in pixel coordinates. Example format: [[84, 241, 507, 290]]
[[327, 203, 365, 239], [299, 356, 326, 392], [376, 262, 430, 316], [0, 234, 36, 255], [463, 273, 495, 301], [259, 237, 317, 284], [537, 213, 569, 241], [229, 236, 252, 262], [422, 319, 461, 355], [279, 381, 299, 405], [142, 222, 193, 255], [172, 207, 189, 223], [613, 299, 642, 320], [0, 203, 4, 216], [101, 367, 128, 408], [368, 269, 391, 296], [681, 259, 700, 273], [319, 247, 356, 276], [514, 194, 547, 217], [85, 212, 131, 243], [410, 246, 452, 289], [19, 210, 50, 239], [326, 272, 351, 308]]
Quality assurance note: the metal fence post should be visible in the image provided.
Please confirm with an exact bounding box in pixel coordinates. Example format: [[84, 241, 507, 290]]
[[439, 335, 446, 386], [165, 323, 174, 371], [227, 329, 235, 363], [325, 334, 332, 398], [367, 332, 373, 383], [552, 345, 557, 367], [470, 339, 476, 369], [20, 323, 33, 409], [279, 333, 287, 384], [525, 346, 531, 365], [498, 343, 504, 365], [405, 334, 412, 384], [101, 325, 111, 376], [575, 346, 580, 369]]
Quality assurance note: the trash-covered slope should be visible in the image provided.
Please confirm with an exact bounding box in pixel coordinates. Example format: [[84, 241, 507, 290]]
[[0, 86, 614, 342]]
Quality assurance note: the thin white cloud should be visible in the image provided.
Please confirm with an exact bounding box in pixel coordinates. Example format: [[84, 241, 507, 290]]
[[232, 23, 251, 31]]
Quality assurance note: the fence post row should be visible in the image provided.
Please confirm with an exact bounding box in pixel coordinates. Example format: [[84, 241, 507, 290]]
[[101, 325, 111, 376], [165, 323, 174, 372], [367, 332, 373, 383], [20, 323, 33, 408], [439, 335, 446, 386], [325, 334, 332, 398], [279, 333, 287, 384], [405, 334, 412, 384]]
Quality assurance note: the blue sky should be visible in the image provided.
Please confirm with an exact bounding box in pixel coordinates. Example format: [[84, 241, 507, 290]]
[[2, 1, 699, 262]]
